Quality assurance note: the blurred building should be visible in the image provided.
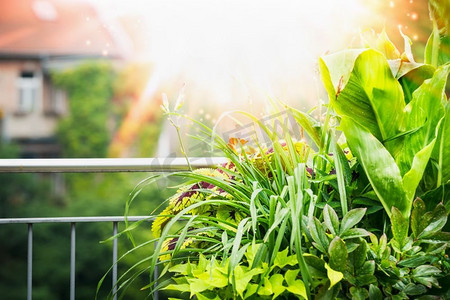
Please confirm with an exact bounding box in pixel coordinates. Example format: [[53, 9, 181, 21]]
[[0, 0, 131, 157]]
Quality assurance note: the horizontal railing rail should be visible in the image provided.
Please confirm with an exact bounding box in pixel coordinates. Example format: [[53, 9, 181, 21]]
[[0, 157, 228, 173], [0, 157, 227, 299]]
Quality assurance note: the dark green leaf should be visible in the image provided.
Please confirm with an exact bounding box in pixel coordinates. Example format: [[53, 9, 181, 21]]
[[328, 236, 348, 272], [411, 198, 427, 238], [417, 204, 448, 239], [369, 284, 383, 300], [404, 283, 427, 296], [398, 256, 436, 268], [391, 206, 409, 248]]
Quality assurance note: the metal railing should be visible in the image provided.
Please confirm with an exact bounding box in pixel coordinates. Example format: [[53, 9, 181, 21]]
[[0, 157, 226, 300]]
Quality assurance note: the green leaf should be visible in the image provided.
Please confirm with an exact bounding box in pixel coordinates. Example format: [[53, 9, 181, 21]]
[[398, 64, 435, 104], [411, 198, 427, 238], [391, 206, 409, 248], [375, 29, 400, 60], [328, 236, 348, 271], [341, 228, 370, 240], [350, 241, 368, 271], [234, 265, 264, 299], [285, 272, 307, 299], [274, 248, 297, 269], [413, 265, 441, 277], [269, 274, 286, 299], [369, 284, 383, 300], [187, 278, 212, 296], [397, 64, 449, 194], [398, 255, 436, 268], [350, 287, 369, 300], [323, 204, 340, 236], [340, 208, 367, 235], [404, 283, 427, 296], [325, 263, 343, 290], [324, 49, 405, 144], [303, 254, 327, 277], [417, 204, 448, 239], [163, 283, 191, 292], [340, 118, 409, 217]]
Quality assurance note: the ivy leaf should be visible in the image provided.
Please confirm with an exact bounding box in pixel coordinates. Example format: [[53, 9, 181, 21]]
[[340, 208, 367, 236], [325, 263, 343, 290], [323, 204, 340, 236], [329, 236, 348, 272], [257, 277, 272, 296], [243, 283, 258, 299], [187, 278, 212, 297], [163, 283, 191, 292], [274, 248, 297, 269], [234, 265, 264, 299], [196, 292, 221, 300], [269, 274, 286, 299]]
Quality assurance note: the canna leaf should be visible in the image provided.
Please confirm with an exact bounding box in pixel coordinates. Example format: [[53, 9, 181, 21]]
[[340, 118, 409, 217], [322, 49, 405, 148]]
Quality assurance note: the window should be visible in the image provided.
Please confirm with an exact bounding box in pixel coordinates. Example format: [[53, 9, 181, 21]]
[[48, 83, 67, 115], [17, 71, 41, 114]]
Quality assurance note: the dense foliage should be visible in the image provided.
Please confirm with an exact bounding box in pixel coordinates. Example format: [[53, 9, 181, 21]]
[[115, 22, 450, 300]]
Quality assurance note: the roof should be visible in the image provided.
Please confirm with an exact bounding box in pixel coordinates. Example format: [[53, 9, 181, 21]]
[[0, 0, 129, 59]]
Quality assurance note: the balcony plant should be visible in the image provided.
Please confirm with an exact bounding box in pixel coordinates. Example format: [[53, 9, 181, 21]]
[[99, 12, 449, 300]]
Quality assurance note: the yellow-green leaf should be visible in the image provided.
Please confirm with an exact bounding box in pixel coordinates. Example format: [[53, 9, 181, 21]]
[[325, 263, 344, 290]]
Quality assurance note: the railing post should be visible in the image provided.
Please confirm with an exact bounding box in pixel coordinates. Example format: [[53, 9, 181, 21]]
[[70, 222, 76, 300], [112, 221, 118, 300], [27, 223, 33, 300]]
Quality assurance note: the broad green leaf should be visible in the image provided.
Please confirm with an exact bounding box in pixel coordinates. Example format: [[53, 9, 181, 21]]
[[243, 283, 258, 299], [196, 269, 228, 288], [303, 254, 327, 277], [398, 255, 436, 268], [404, 283, 427, 296], [324, 263, 343, 290], [285, 277, 307, 299], [350, 241, 368, 270], [187, 278, 212, 296], [324, 49, 405, 145], [196, 292, 221, 300], [397, 64, 435, 103], [340, 208, 367, 235], [163, 284, 190, 292], [274, 248, 297, 269], [350, 287, 369, 300], [375, 29, 400, 60], [234, 265, 264, 299], [258, 277, 272, 296], [340, 118, 409, 217], [328, 236, 348, 272], [412, 265, 441, 277], [397, 64, 449, 191], [269, 274, 286, 299], [285, 269, 299, 286], [319, 49, 366, 99], [369, 284, 383, 300], [341, 228, 370, 240], [417, 203, 448, 239], [411, 198, 427, 238], [436, 101, 450, 185], [391, 206, 409, 248], [323, 204, 340, 236]]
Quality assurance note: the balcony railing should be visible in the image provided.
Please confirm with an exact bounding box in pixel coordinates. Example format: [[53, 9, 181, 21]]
[[0, 157, 227, 300]]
